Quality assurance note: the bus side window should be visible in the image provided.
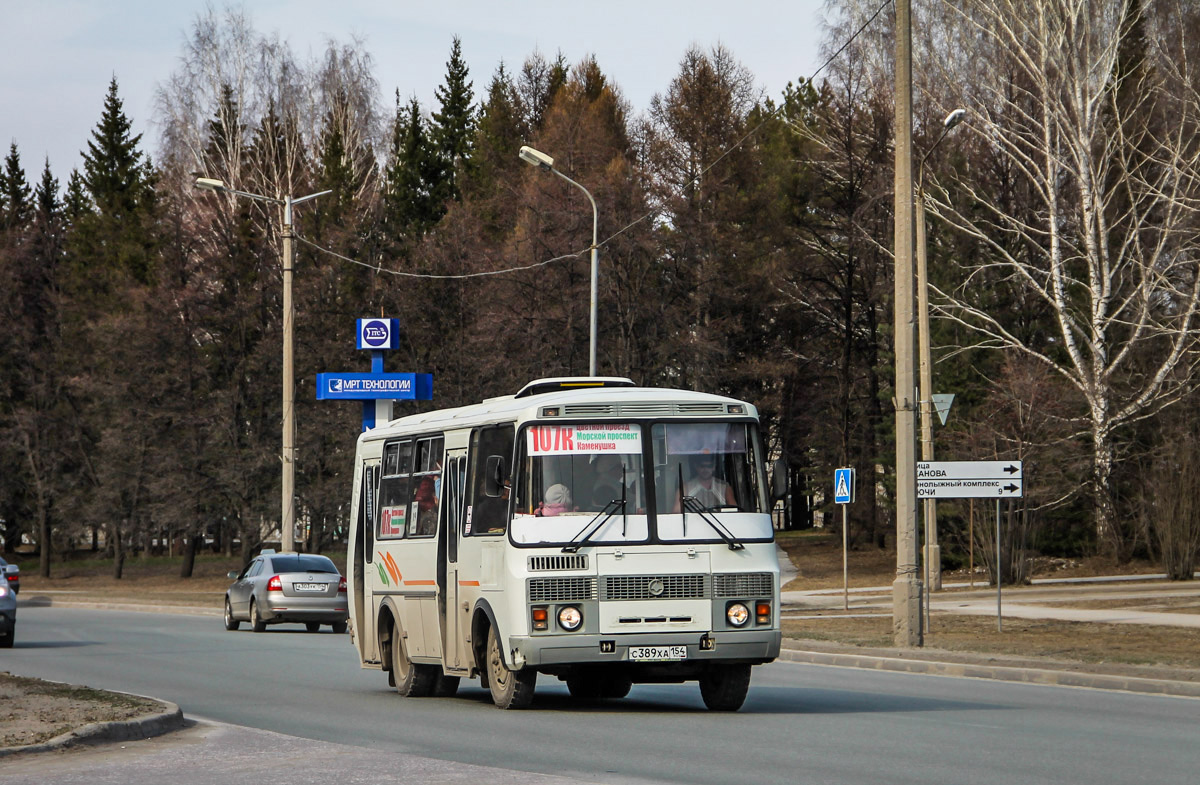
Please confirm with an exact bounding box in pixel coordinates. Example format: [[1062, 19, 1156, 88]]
[[466, 424, 515, 535]]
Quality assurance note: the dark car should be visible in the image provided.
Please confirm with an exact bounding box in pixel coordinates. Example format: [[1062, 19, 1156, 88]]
[[0, 557, 18, 594], [0, 579, 14, 648], [224, 550, 348, 633]]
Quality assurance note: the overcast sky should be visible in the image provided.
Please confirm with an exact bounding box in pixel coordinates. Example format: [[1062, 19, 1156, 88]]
[[1, 1, 833, 185]]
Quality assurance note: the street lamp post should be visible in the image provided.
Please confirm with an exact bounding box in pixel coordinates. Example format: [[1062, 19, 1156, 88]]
[[195, 177, 331, 553], [916, 108, 965, 604], [518, 145, 599, 377]]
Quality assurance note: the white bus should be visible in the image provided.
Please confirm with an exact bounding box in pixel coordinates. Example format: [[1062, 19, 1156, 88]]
[[346, 377, 784, 710]]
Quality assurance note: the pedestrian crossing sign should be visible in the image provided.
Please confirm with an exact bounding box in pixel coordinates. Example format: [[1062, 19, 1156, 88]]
[[834, 467, 855, 504]]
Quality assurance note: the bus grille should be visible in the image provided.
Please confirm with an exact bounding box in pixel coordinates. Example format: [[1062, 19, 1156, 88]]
[[528, 555, 588, 572], [713, 572, 774, 597], [602, 574, 709, 600], [529, 576, 597, 602]]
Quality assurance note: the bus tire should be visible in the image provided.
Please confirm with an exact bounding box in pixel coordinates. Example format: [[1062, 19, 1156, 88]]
[[250, 600, 266, 633], [602, 675, 633, 699], [699, 664, 752, 712], [433, 675, 460, 697], [392, 632, 436, 697], [224, 599, 240, 631], [566, 672, 604, 701], [486, 625, 535, 709]]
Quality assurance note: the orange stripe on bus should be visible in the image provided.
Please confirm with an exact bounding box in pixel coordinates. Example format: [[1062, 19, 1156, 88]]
[[403, 580, 436, 586], [458, 580, 480, 586]]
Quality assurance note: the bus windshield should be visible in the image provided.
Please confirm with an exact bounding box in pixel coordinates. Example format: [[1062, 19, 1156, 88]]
[[652, 422, 763, 515], [511, 423, 649, 545]]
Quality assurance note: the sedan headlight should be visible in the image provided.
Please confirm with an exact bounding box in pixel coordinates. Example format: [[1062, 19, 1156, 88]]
[[726, 602, 750, 627], [558, 605, 583, 631]]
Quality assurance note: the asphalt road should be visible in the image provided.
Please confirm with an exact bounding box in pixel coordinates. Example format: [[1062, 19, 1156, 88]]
[[6, 606, 1200, 785]]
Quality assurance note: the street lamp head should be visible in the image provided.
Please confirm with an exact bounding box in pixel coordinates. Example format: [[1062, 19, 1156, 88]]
[[195, 177, 227, 192], [519, 145, 554, 170], [943, 109, 967, 130]]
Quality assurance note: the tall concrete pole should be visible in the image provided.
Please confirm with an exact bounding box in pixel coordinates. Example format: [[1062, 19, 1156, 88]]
[[893, 0, 923, 647], [281, 196, 296, 554]]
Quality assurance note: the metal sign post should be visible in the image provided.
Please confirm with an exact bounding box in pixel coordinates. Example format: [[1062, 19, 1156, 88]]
[[996, 499, 1003, 632], [834, 468, 855, 611]]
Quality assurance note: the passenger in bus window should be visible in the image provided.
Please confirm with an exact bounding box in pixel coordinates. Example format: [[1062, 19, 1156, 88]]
[[414, 476, 438, 535], [536, 484, 574, 517], [677, 454, 736, 510]]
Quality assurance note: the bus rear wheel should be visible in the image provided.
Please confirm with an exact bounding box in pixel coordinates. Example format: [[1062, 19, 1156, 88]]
[[699, 664, 752, 711], [486, 625, 535, 709], [392, 630, 436, 697]]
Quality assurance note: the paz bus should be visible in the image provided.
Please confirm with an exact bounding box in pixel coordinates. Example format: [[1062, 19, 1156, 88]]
[[346, 377, 784, 710]]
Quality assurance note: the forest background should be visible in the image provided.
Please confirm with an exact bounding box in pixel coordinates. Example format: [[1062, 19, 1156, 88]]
[[3, 0, 1200, 583]]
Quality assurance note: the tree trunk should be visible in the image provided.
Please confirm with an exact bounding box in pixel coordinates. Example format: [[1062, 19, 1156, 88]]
[[179, 532, 199, 578], [112, 520, 125, 580]]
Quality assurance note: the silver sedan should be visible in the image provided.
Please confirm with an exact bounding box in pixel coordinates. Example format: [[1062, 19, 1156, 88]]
[[224, 550, 348, 633]]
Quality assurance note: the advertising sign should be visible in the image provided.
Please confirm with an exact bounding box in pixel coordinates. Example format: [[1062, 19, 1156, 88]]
[[316, 373, 433, 400]]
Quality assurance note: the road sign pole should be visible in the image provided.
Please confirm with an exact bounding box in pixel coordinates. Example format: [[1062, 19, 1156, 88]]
[[996, 498, 1003, 633], [843, 505, 849, 611]]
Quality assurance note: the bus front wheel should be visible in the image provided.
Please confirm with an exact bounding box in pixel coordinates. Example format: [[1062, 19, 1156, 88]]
[[392, 629, 436, 697], [699, 664, 752, 711], [486, 626, 535, 709]]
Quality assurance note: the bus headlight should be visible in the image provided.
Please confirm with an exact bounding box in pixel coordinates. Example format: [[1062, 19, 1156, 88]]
[[558, 606, 583, 631], [726, 602, 750, 627]]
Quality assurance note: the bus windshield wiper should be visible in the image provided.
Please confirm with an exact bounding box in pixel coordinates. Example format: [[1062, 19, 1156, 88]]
[[680, 494, 744, 551], [561, 497, 624, 554]]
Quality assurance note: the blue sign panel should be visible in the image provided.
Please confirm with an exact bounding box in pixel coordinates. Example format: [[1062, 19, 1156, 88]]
[[316, 373, 432, 400], [356, 318, 400, 350], [834, 467, 855, 505]]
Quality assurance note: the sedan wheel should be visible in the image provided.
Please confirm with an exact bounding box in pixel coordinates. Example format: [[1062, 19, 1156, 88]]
[[224, 599, 240, 631], [250, 600, 266, 633]]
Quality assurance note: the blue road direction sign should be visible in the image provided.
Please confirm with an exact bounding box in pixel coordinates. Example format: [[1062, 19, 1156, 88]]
[[834, 467, 855, 504], [316, 373, 432, 401], [917, 460, 1023, 499]]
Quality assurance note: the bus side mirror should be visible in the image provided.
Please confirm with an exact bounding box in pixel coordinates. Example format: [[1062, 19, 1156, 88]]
[[484, 455, 507, 498], [770, 459, 788, 501]]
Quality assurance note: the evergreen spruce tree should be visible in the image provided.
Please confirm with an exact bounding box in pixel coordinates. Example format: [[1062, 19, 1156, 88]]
[[430, 36, 476, 204], [63, 169, 91, 224], [82, 77, 153, 219], [385, 94, 445, 240], [1, 143, 32, 231]]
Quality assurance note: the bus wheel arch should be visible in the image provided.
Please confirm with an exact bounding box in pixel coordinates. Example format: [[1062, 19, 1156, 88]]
[[470, 601, 499, 689]]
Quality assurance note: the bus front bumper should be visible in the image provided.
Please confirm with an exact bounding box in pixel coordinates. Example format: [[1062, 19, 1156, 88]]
[[511, 628, 781, 671]]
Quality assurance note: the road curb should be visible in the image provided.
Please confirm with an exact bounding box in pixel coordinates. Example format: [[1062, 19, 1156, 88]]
[[0, 698, 185, 758], [778, 646, 1200, 699]]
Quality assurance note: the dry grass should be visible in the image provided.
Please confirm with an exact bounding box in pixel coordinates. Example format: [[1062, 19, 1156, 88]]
[[776, 530, 1200, 678], [0, 673, 162, 748], [17, 551, 347, 608]]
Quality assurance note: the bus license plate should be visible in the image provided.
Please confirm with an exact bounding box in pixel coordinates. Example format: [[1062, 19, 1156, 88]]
[[293, 583, 324, 592], [629, 645, 687, 662]]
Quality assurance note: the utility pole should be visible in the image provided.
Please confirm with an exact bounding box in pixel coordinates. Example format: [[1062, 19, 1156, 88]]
[[893, 0, 923, 647]]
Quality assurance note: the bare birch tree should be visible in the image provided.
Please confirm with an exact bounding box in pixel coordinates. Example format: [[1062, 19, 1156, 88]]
[[920, 0, 1200, 558]]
